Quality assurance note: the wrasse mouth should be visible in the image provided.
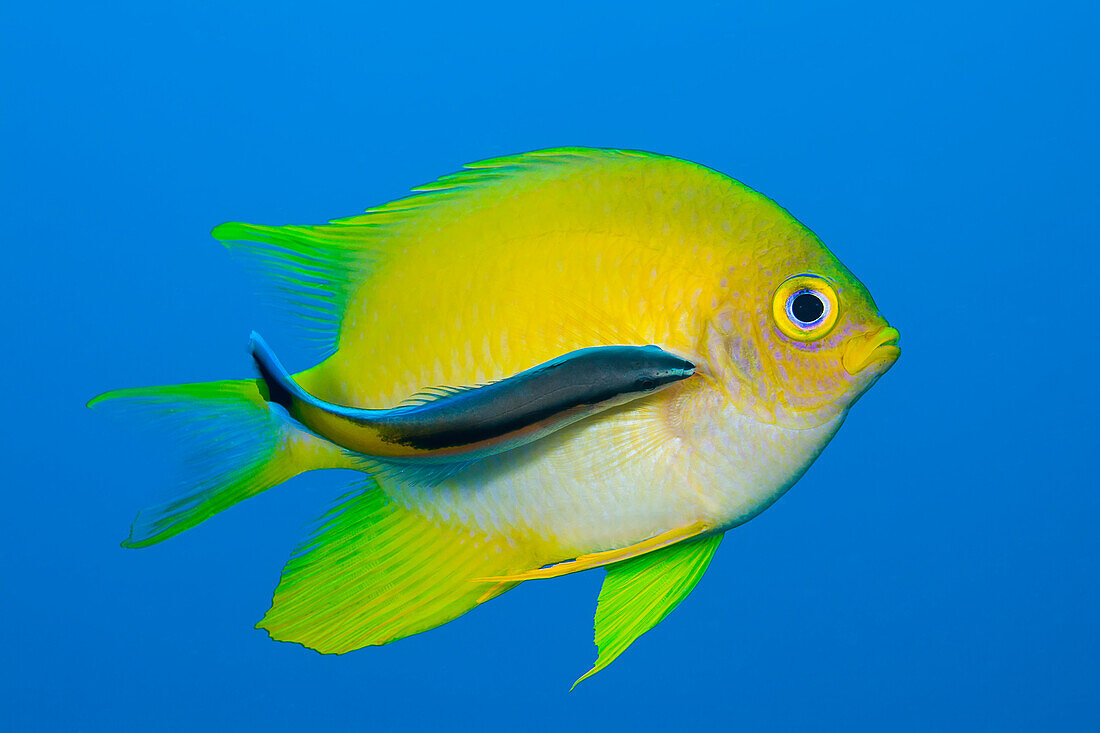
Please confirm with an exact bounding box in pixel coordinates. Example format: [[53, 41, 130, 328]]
[[843, 326, 901, 375]]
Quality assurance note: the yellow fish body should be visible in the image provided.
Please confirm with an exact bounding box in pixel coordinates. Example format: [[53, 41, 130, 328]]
[[91, 148, 899, 685]]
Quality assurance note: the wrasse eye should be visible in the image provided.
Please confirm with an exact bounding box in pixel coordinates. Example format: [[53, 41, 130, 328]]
[[772, 275, 839, 341], [636, 378, 657, 391]]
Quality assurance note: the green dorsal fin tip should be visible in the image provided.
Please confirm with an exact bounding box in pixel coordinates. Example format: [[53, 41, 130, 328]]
[[208, 149, 692, 360]]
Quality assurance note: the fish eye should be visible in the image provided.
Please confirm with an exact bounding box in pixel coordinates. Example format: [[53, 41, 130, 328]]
[[636, 377, 657, 391], [787, 290, 827, 327], [771, 275, 839, 342]]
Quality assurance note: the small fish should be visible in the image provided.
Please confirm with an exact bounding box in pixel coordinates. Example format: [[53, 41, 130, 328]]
[[249, 332, 695, 461], [90, 148, 899, 686]]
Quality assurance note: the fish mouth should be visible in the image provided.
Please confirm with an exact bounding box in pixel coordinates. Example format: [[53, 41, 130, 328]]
[[843, 326, 901, 375]]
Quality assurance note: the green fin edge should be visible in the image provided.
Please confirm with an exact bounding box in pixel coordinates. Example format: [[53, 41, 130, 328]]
[[209, 148, 672, 357], [573, 531, 724, 689]]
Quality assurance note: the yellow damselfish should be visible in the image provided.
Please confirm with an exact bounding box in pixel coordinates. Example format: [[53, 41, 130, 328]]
[[90, 147, 899, 686]]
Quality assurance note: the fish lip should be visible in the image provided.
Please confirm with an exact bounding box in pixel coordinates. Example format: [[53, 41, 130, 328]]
[[843, 326, 901, 375]]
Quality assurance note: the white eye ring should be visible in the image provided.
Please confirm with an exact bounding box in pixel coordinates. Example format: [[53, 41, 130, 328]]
[[785, 289, 831, 329]]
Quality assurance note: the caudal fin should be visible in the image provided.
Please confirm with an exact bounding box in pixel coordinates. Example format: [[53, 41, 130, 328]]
[[89, 379, 348, 547]]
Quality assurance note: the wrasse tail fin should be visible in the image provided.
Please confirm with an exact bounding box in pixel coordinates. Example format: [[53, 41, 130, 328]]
[[248, 331, 305, 412], [259, 482, 533, 652], [88, 379, 346, 548], [572, 532, 723, 689], [249, 330, 479, 414]]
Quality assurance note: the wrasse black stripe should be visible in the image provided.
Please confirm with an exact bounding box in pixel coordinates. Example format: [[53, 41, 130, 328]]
[[249, 333, 695, 460], [371, 376, 650, 451]]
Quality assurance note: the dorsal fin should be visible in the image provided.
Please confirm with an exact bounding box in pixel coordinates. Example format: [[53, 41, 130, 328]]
[[212, 148, 666, 358], [212, 219, 381, 359], [393, 383, 478, 408]]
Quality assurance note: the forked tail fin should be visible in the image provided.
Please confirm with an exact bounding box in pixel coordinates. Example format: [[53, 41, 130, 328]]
[[88, 378, 349, 547]]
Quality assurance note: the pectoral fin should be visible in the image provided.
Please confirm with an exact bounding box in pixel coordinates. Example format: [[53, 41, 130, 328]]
[[474, 522, 710, 583], [572, 531, 724, 688]]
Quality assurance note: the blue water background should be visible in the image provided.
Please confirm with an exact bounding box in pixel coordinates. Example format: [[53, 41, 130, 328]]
[[2, 2, 1097, 730]]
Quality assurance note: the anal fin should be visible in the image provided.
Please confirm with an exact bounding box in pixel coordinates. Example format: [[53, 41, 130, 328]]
[[259, 481, 533, 653]]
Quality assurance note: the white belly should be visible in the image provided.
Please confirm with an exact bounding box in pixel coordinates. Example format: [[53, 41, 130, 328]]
[[383, 391, 847, 563]]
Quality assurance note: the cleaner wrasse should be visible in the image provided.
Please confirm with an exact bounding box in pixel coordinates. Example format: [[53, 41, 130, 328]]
[[249, 332, 695, 461]]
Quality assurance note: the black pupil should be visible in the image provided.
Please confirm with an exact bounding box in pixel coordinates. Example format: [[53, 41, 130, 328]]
[[792, 291, 825, 324], [638, 378, 656, 391]]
